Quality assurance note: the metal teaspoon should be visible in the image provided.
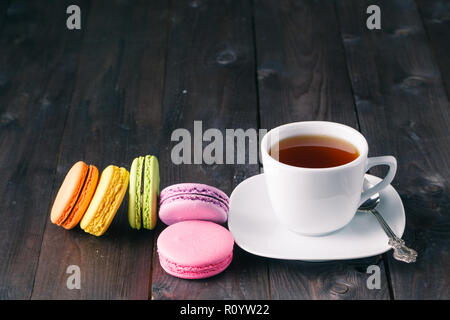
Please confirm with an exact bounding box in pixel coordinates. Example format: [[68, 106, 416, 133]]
[[358, 179, 417, 263]]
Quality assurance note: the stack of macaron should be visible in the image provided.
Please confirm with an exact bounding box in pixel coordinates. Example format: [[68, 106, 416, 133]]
[[50, 157, 234, 279], [50, 161, 129, 236], [156, 183, 234, 279], [50, 154, 159, 236], [158, 183, 229, 225]]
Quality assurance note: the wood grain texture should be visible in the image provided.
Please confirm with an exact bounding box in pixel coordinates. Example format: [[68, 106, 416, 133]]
[[253, 0, 390, 299], [0, 0, 448, 300], [254, 0, 359, 129], [31, 0, 169, 299], [150, 0, 269, 299], [0, 0, 11, 33], [0, 0, 87, 299], [336, 0, 450, 299], [416, 0, 450, 98]]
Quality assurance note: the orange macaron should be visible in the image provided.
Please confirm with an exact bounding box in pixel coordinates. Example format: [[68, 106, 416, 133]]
[[50, 161, 99, 229]]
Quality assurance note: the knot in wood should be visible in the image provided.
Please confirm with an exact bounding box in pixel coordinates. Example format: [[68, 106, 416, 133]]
[[330, 282, 349, 295], [393, 27, 417, 36], [40, 97, 51, 108], [342, 33, 359, 43], [257, 68, 276, 80], [217, 50, 236, 65], [401, 76, 426, 89], [0, 112, 16, 126], [190, 0, 201, 8], [423, 183, 443, 195]]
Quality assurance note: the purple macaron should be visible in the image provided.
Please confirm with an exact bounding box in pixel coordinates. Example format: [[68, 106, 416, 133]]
[[159, 183, 229, 225]]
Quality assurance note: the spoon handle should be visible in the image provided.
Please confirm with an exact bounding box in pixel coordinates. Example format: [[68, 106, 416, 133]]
[[370, 209, 418, 263]]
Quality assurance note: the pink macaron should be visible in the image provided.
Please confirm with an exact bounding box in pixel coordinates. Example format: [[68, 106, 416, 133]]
[[157, 220, 234, 279], [159, 183, 229, 225]]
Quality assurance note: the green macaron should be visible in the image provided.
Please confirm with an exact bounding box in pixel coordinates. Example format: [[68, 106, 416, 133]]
[[128, 155, 160, 230]]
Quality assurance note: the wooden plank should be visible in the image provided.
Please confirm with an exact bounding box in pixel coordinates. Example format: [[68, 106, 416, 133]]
[[31, 0, 169, 299], [0, 0, 11, 32], [150, 0, 269, 299], [336, 0, 450, 299], [253, 0, 390, 299], [416, 0, 450, 98], [0, 0, 86, 299]]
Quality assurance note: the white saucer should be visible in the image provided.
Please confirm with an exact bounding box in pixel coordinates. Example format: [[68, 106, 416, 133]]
[[228, 174, 405, 261]]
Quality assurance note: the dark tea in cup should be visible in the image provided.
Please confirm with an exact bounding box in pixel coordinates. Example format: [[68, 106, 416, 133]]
[[269, 135, 359, 168], [262, 121, 397, 235]]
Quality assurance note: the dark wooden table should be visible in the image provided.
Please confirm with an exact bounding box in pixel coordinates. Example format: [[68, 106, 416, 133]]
[[0, 0, 449, 300]]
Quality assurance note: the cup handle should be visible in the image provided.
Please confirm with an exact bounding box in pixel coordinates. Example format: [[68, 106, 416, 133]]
[[358, 156, 397, 206]]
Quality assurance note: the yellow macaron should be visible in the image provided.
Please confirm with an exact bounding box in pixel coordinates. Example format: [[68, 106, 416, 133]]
[[80, 165, 129, 236]]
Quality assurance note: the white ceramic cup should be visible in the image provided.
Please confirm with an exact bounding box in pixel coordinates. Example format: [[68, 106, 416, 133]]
[[261, 121, 397, 236]]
